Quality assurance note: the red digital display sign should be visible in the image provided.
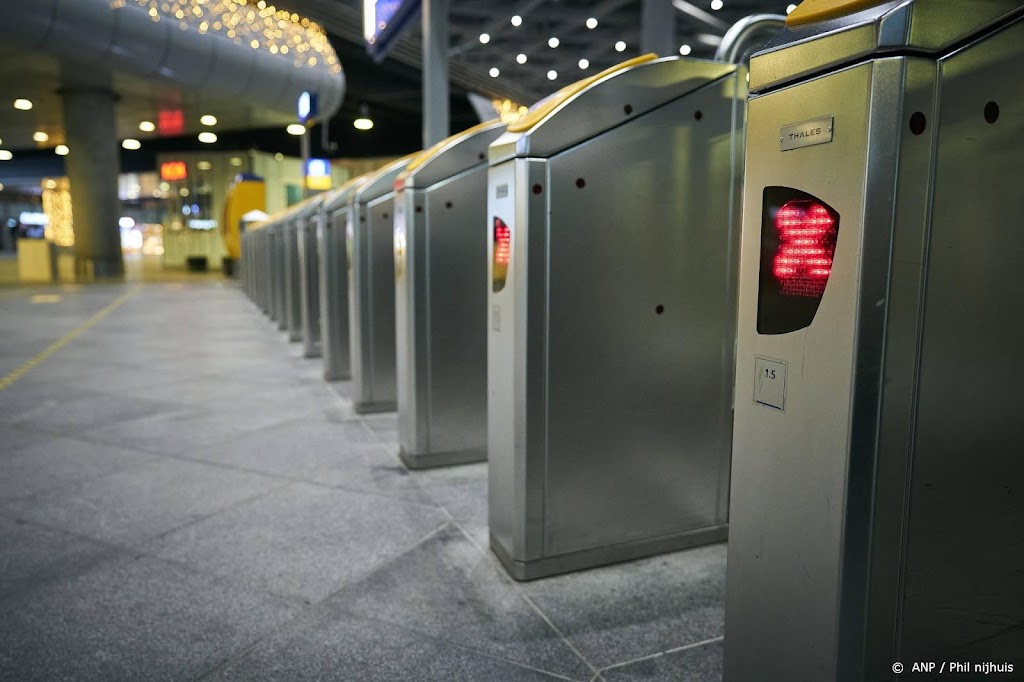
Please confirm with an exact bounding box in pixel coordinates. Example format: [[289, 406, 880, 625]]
[[160, 161, 188, 182], [158, 109, 185, 135]]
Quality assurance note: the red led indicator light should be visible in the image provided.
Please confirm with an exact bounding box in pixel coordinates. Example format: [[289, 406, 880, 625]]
[[493, 217, 510, 292], [772, 200, 837, 297]]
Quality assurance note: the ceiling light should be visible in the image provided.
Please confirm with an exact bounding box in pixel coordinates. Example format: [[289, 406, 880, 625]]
[[44, 179, 57, 190], [615, 41, 627, 52], [197, 161, 213, 170], [200, 114, 218, 126], [122, 138, 141, 150], [578, 59, 589, 69], [230, 157, 242, 167], [511, 15, 522, 26], [33, 131, 49, 143], [275, 152, 284, 161], [198, 132, 218, 143], [179, 187, 190, 197], [586, 17, 598, 29], [489, 67, 500, 78], [547, 70, 558, 80], [711, 0, 723, 9], [479, 33, 490, 44], [0, 183, 4, 191], [354, 103, 374, 131], [786, 3, 797, 13], [679, 44, 692, 55], [55, 144, 69, 156], [13, 99, 32, 111], [286, 124, 306, 136], [139, 121, 156, 132], [548, 37, 560, 48], [516, 53, 527, 64], [0, 151, 12, 161]]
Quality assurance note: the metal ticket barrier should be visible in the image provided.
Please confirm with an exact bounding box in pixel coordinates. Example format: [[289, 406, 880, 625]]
[[296, 195, 325, 358], [487, 53, 754, 580], [348, 155, 416, 413], [283, 213, 303, 343], [318, 176, 369, 381], [394, 121, 506, 469], [271, 222, 287, 330], [723, 2, 1024, 680]]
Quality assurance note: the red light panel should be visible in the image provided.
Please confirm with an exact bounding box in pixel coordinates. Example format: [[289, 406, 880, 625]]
[[772, 200, 837, 297], [492, 217, 510, 292], [158, 109, 185, 135], [160, 161, 188, 182]]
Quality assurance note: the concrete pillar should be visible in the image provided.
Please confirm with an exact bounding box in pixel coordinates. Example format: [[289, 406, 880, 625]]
[[60, 85, 123, 279], [422, 0, 449, 148], [641, 0, 675, 57]]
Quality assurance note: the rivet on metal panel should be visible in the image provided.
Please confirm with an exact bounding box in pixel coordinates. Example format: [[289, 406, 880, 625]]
[[656, 305, 665, 315], [478, 152, 486, 160], [985, 101, 1000, 124], [383, 213, 389, 219], [575, 178, 586, 189], [416, 205, 424, 213], [909, 112, 927, 136], [694, 110, 703, 121], [444, 201, 452, 209], [624, 104, 633, 115], [532, 184, 543, 195]]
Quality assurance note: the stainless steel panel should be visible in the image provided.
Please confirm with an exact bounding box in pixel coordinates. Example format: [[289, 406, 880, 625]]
[[297, 216, 321, 359], [284, 221, 302, 343], [348, 195, 399, 413], [319, 206, 351, 381], [273, 226, 287, 330], [750, 0, 1023, 93], [898, 21, 1024, 663], [543, 84, 736, 557], [396, 165, 490, 468]]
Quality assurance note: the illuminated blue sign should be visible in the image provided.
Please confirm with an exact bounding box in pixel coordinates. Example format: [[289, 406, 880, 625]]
[[298, 91, 319, 124], [363, 0, 421, 62]]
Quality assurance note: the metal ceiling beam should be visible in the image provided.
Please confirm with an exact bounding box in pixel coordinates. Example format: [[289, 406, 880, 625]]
[[672, 0, 731, 32]]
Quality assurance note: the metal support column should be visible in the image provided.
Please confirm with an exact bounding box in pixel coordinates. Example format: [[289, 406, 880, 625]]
[[422, 0, 449, 148], [642, 0, 675, 57]]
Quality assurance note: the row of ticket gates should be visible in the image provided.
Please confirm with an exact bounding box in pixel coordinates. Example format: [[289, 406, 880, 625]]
[[241, 3, 1023, 680]]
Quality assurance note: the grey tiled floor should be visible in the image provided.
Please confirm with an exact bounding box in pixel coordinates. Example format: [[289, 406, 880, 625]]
[[0, 280, 726, 681]]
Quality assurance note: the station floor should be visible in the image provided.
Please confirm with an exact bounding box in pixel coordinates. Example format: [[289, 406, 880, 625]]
[[0, 277, 726, 681]]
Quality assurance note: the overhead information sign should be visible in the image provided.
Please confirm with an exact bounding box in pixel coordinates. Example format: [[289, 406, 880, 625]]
[[363, 0, 421, 62]]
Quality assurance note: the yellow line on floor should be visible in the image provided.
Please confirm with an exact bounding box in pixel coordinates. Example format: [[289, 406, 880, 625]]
[[0, 285, 142, 392]]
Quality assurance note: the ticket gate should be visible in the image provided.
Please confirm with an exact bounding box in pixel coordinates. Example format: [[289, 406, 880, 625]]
[[349, 155, 416, 413], [283, 214, 303, 343], [394, 121, 506, 469], [271, 223, 287, 330], [487, 54, 749, 580], [723, 3, 1024, 680], [318, 176, 369, 381], [296, 195, 325, 358]]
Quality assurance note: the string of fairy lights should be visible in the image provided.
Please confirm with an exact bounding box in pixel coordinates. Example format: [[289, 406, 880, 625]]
[[108, 0, 341, 74]]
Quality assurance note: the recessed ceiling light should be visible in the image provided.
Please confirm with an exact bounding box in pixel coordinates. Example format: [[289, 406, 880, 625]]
[[122, 139, 141, 150], [0, 151, 12, 161], [711, 0, 723, 9], [13, 99, 32, 111], [586, 17, 598, 29], [197, 161, 213, 170], [679, 44, 692, 55], [55, 145, 69, 156], [479, 33, 490, 44], [139, 121, 156, 132], [0, 183, 4, 191], [230, 157, 242, 167], [510, 15, 522, 26], [200, 114, 218, 126], [615, 41, 627, 52], [274, 152, 285, 161], [547, 70, 558, 80], [198, 132, 218, 143], [578, 59, 589, 69], [44, 179, 57, 190], [33, 131, 49, 143], [786, 3, 797, 13], [354, 118, 373, 131], [548, 37, 560, 48], [489, 67, 500, 78], [286, 124, 306, 136]]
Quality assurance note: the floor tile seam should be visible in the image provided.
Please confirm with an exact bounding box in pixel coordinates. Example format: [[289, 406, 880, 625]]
[[143, 449, 453, 513], [596, 634, 725, 673], [329, 605, 586, 682], [442, 514, 604, 680]]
